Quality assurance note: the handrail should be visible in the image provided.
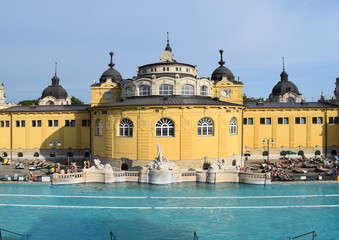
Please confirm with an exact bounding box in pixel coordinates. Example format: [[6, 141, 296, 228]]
[[110, 231, 116, 240], [0, 228, 31, 239], [287, 231, 317, 240]]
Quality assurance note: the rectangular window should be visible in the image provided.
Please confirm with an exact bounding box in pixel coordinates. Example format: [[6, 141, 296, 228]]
[[284, 118, 289, 124], [329, 117, 334, 124], [295, 117, 300, 124], [71, 120, 76, 127], [82, 120, 87, 127], [6, 121, 9, 127], [48, 120, 53, 127], [243, 118, 247, 125], [260, 118, 265, 125], [54, 120, 58, 127], [312, 117, 317, 124], [37, 120, 41, 127], [32, 120, 36, 127], [87, 120, 91, 126], [278, 118, 283, 124], [0, 121, 4, 127], [65, 120, 70, 127], [163, 67, 165, 71], [335, 117, 339, 124], [317, 117, 323, 124], [301, 117, 306, 124], [248, 118, 253, 125], [21, 120, 25, 127], [266, 118, 271, 124], [16, 121, 20, 127]]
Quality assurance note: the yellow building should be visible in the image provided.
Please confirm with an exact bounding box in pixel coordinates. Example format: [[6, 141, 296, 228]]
[[0, 41, 338, 170]]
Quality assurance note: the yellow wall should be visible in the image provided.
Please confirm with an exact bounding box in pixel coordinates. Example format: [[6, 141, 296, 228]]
[[0, 111, 90, 155], [91, 106, 243, 163], [90, 82, 121, 107], [213, 81, 244, 105], [243, 108, 339, 154]]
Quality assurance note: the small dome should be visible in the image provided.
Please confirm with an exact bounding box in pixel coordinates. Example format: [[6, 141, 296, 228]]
[[99, 52, 122, 84], [41, 75, 68, 99], [271, 70, 299, 96], [211, 50, 235, 82]]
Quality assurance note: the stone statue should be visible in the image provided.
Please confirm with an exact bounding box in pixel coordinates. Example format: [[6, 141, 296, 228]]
[[143, 144, 179, 170], [83, 158, 113, 172], [156, 144, 162, 161]]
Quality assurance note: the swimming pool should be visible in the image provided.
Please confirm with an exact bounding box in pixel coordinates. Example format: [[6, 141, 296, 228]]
[[0, 183, 338, 240]]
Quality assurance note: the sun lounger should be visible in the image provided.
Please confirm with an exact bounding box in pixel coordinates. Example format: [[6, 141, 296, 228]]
[[13, 174, 18, 181], [2, 175, 11, 181]]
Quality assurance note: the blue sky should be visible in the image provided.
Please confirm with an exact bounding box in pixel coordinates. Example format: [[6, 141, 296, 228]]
[[1, 0, 338, 104]]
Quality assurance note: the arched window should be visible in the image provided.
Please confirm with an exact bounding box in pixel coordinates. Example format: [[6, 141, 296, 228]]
[[96, 120, 103, 136], [229, 118, 237, 135], [315, 150, 321, 156], [181, 84, 194, 95], [50, 152, 55, 157], [139, 85, 151, 96], [156, 118, 174, 137], [197, 117, 213, 136], [119, 119, 133, 137], [18, 152, 23, 157], [200, 86, 208, 96], [159, 84, 173, 95], [84, 152, 90, 158], [125, 87, 133, 97], [331, 150, 337, 156], [33, 152, 39, 158], [298, 150, 304, 156], [2, 152, 7, 157]]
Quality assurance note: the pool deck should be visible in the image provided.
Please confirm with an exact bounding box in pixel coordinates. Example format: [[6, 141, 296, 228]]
[[1, 158, 338, 184]]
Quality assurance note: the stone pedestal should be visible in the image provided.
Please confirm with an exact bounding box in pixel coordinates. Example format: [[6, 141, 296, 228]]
[[148, 170, 181, 184]]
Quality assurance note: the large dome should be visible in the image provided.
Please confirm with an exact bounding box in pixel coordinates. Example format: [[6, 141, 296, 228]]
[[271, 70, 299, 96], [211, 50, 235, 82], [99, 52, 122, 84], [41, 75, 68, 99]]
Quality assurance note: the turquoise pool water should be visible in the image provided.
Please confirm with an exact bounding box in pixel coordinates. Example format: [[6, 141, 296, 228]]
[[0, 182, 338, 240]]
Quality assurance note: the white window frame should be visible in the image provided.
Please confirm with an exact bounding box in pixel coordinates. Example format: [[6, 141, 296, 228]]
[[230, 118, 237, 135], [200, 85, 208, 96], [119, 119, 133, 137], [159, 84, 173, 95], [139, 85, 151, 96], [181, 84, 194, 95], [197, 117, 213, 136], [155, 118, 174, 137], [96, 120, 103, 136]]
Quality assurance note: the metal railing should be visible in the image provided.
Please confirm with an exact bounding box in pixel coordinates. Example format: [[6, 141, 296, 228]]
[[287, 231, 317, 240], [0, 228, 31, 240]]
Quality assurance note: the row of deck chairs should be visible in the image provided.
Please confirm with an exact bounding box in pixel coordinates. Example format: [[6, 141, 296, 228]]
[[1, 174, 25, 181]]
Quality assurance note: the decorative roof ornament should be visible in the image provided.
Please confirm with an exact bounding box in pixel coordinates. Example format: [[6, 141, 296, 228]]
[[51, 62, 60, 86], [165, 32, 172, 52], [280, 57, 288, 82], [218, 49, 225, 66], [108, 52, 115, 68], [160, 33, 174, 62], [55, 62, 58, 76]]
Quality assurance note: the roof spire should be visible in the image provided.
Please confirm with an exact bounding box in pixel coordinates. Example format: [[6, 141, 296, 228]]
[[108, 52, 115, 68], [165, 32, 172, 52], [55, 62, 57, 76], [218, 49, 225, 66], [282, 57, 285, 71]]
